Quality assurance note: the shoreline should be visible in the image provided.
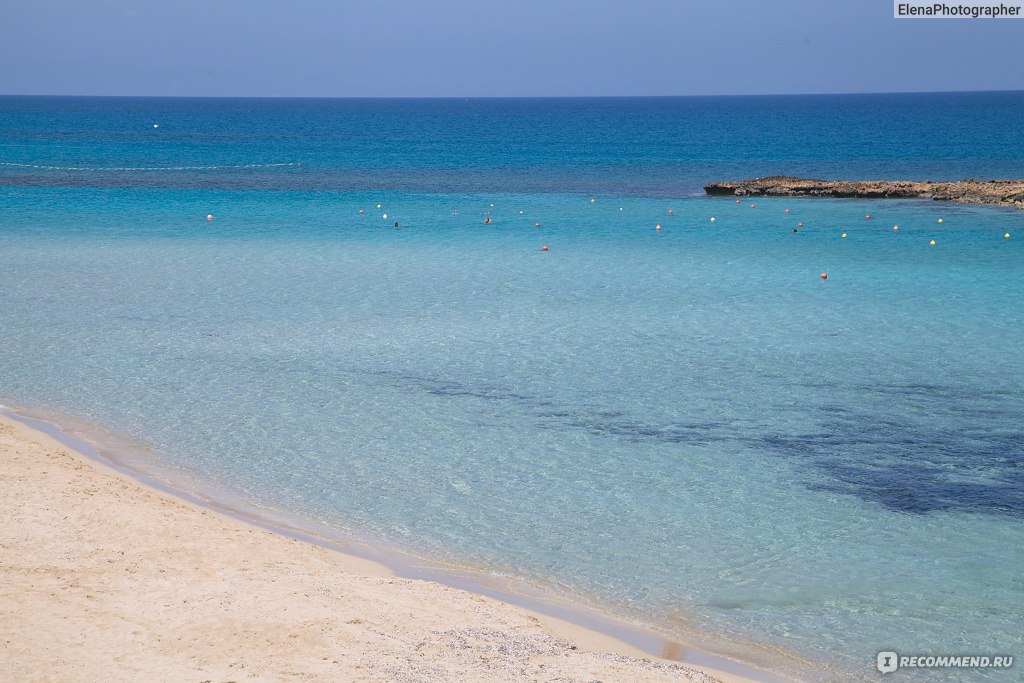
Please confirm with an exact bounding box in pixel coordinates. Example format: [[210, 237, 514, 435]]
[[0, 406, 797, 683], [704, 176, 1024, 209]]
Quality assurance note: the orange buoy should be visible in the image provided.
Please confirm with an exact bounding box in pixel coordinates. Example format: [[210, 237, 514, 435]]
[[484, 217, 492, 224], [541, 245, 549, 251], [750, 204, 756, 208], [865, 214, 871, 219], [667, 209, 673, 215], [893, 225, 899, 231], [820, 272, 828, 280], [358, 209, 365, 214], [656, 224, 662, 231], [534, 222, 541, 227], [797, 222, 804, 227], [785, 209, 790, 214], [735, 199, 741, 204], [206, 214, 213, 221]]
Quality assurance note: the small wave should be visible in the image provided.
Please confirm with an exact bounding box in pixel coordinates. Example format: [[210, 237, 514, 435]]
[[0, 161, 300, 172]]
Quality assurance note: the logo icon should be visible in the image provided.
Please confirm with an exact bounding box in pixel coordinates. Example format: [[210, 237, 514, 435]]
[[877, 651, 899, 673]]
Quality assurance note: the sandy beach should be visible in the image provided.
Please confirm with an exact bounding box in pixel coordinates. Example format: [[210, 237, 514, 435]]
[[0, 412, 756, 683]]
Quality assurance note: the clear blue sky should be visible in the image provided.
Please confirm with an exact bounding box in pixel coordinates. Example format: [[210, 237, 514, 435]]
[[2, 0, 1022, 97]]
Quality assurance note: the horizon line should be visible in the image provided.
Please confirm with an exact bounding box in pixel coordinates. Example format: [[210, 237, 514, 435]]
[[1, 88, 1023, 101]]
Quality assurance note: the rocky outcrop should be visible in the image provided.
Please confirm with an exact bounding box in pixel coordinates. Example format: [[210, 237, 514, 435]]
[[704, 176, 1024, 210]]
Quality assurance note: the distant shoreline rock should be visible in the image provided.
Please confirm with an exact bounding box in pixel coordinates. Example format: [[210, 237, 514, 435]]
[[704, 176, 1024, 210]]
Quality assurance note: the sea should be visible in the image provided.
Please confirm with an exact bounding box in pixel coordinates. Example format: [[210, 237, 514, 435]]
[[1, 92, 1022, 682]]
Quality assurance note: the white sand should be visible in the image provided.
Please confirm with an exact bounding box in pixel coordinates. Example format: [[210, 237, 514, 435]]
[[0, 413, 761, 682]]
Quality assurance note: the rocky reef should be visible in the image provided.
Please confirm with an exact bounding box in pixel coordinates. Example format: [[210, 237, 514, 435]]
[[704, 176, 1024, 210]]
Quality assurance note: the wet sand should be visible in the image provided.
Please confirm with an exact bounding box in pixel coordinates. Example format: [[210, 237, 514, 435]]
[[0, 412, 764, 682]]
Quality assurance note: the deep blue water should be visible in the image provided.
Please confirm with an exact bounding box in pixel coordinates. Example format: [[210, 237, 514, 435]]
[[1, 93, 1022, 681], [3, 92, 1023, 195]]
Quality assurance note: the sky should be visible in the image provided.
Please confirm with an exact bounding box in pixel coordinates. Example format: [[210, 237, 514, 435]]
[[1, 0, 1022, 97]]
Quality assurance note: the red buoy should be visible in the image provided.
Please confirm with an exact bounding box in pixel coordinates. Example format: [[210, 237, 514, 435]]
[[820, 272, 828, 280], [541, 245, 549, 251]]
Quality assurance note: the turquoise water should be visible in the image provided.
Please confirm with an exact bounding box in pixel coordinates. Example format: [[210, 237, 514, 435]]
[[1, 94, 1023, 681]]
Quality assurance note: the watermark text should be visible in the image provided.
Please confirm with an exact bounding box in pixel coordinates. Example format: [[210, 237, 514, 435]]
[[878, 651, 1014, 673], [894, 1, 1024, 17]]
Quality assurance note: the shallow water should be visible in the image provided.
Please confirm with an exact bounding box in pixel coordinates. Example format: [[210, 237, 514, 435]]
[[1, 94, 1022, 681]]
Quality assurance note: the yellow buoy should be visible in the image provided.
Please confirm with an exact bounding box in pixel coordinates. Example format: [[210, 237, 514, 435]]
[[937, 218, 943, 223], [930, 239, 936, 246], [841, 233, 847, 238], [376, 204, 382, 209], [1005, 232, 1011, 239]]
